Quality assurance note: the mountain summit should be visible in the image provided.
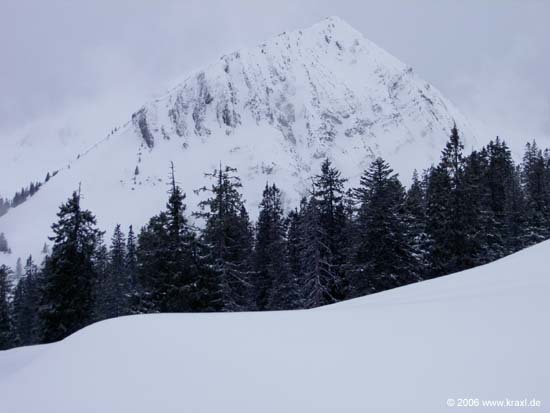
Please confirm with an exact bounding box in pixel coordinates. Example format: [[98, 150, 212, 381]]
[[0, 17, 475, 266], [132, 16, 473, 179]]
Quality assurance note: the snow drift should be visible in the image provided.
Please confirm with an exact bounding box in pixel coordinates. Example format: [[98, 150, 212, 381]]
[[0, 239, 548, 413]]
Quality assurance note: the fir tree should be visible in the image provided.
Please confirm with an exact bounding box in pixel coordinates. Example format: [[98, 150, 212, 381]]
[[311, 159, 349, 300], [136, 212, 170, 312], [91, 237, 109, 321], [521, 141, 550, 243], [504, 165, 527, 252], [0, 265, 14, 350], [12, 256, 41, 346], [95, 225, 129, 319], [195, 165, 254, 311], [461, 149, 492, 265], [254, 183, 294, 310], [300, 197, 335, 308], [425, 125, 474, 276], [285, 204, 305, 308], [125, 225, 139, 312], [425, 165, 453, 276], [485, 138, 520, 255], [39, 190, 104, 343], [403, 170, 430, 277], [162, 163, 201, 312], [350, 158, 416, 296], [137, 164, 200, 312]]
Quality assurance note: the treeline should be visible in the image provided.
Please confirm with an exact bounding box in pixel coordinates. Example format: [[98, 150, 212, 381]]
[[1, 127, 550, 350], [0, 171, 57, 219]]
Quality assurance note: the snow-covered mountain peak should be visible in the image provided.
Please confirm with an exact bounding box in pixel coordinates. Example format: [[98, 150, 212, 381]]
[[1, 17, 476, 268], [131, 16, 472, 172]]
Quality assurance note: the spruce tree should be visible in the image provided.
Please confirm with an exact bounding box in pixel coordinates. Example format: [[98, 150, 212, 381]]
[[137, 164, 200, 312], [91, 238, 109, 321], [504, 165, 527, 252], [350, 158, 416, 296], [136, 212, 170, 312], [485, 138, 520, 255], [311, 159, 349, 300], [521, 141, 550, 243], [12, 256, 41, 346], [0, 265, 14, 350], [425, 125, 475, 276], [39, 190, 103, 343], [195, 165, 254, 311], [254, 184, 294, 310], [162, 164, 202, 311], [125, 225, 139, 312], [461, 149, 493, 265], [403, 170, 430, 277], [110, 225, 129, 316], [300, 196, 336, 308], [285, 205, 305, 309], [95, 225, 129, 319]]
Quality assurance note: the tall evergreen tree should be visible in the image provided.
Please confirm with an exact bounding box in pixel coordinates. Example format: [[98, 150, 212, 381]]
[[91, 237, 109, 321], [285, 204, 305, 308], [425, 125, 476, 276], [254, 183, 295, 310], [136, 212, 170, 312], [521, 141, 550, 243], [461, 149, 492, 265], [95, 225, 130, 319], [39, 190, 103, 343], [300, 196, 336, 308], [0, 265, 14, 350], [195, 165, 254, 311], [12, 256, 41, 346], [349, 158, 416, 296], [403, 170, 430, 276], [311, 159, 349, 300], [137, 164, 200, 313], [485, 138, 521, 255], [125, 225, 139, 312], [425, 164, 453, 276], [504, 165, 528, 252]]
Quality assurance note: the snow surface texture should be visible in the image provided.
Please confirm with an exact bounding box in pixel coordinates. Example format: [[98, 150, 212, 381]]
[[1, 239, 548, 413], [0, 17, 476, 268]]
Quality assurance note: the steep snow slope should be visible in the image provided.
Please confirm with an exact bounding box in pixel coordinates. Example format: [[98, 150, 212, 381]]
[[0, 16, 476, 267], [1, 240, 548, 413], [0, 104, 130, 197]]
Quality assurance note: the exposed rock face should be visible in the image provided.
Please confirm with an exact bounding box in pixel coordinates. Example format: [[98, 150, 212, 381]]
[[131, 16, 474, 180]]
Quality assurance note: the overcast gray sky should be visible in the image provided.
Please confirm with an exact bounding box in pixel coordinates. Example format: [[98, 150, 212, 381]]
[[1, 0, 549, 144]]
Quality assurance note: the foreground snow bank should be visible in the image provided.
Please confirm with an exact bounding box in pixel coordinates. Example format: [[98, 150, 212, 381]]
[[1, 241, 549, 412]]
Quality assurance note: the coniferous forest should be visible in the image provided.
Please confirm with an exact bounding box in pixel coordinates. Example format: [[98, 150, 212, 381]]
[[1, 127, 550, 350]]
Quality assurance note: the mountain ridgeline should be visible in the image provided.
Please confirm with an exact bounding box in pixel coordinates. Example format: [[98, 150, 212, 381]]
[[1, 128, 550, 350], [0, 17, 476, 270]]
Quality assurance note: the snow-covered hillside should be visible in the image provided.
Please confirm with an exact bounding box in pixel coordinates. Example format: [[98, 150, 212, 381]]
[[1, 239, 548, 413], [0, 16, 476, 268]]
